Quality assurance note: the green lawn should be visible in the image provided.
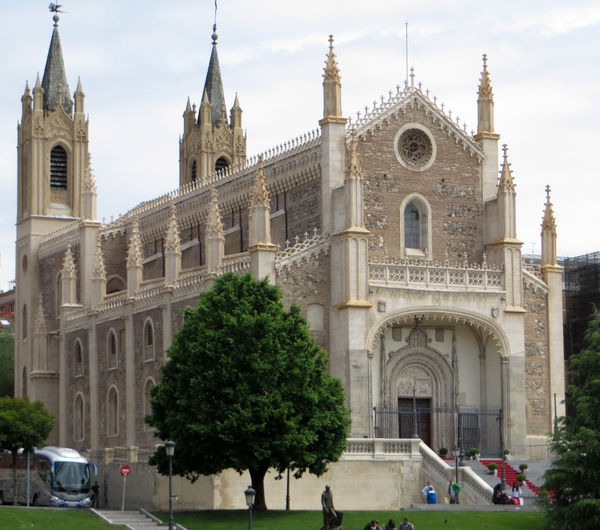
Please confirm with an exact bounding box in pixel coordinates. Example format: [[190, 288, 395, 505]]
[[153, 510, 546, 530], [0, 506, 123, 530]]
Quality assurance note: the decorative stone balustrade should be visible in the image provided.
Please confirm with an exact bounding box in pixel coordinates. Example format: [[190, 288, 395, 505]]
[[219, 253, 251, 275], [369, 258, 503, 292], [275, 230, 330, 270], [342, 438, 420, 460]]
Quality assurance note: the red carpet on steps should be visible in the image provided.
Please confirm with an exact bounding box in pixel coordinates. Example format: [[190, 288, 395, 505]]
[[479, 459, 542, 495]]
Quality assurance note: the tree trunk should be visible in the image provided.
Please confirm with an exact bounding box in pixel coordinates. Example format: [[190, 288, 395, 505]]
[[12, 451, 18, 506], [249, 465, 269, 511]]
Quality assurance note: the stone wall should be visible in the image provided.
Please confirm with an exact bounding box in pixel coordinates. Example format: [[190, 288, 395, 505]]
[[102, 233, 128, 290]]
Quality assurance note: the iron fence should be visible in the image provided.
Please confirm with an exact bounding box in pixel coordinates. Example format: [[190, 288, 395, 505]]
[[374, 404, 502, 457]]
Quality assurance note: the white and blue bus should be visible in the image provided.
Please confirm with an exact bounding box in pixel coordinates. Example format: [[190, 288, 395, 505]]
[[0, 447, 96, 507]]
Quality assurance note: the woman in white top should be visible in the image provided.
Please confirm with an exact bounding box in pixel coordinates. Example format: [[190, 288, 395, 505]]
[[511, 481, 523, 505]]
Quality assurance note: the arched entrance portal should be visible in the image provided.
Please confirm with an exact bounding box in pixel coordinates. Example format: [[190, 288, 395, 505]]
[[369, 309, 507, 456]]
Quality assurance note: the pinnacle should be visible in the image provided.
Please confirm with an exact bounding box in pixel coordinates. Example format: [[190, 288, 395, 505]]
[[498, 144, 515, 192], [542, 185, 557, 232], [323, 34, 341, 83], [478, 53, 493, 100]]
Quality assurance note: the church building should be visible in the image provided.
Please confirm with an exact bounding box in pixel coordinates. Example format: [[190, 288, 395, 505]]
[[15, 15, 565, 461]]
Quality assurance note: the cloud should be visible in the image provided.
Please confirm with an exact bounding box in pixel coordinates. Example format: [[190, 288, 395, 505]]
[[511, 5, 600, 36]]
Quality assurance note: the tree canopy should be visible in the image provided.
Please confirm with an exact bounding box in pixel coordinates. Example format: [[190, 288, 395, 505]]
[[145, 272, 351, 510], [541, 306, 600, 529], [0, 396, 55, 504]]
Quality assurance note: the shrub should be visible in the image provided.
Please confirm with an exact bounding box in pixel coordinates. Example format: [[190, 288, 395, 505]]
[[519, 463, 529, 472], [517, 474, 527, 483], [488, 462, 498, 471], [439, 447, 448, 456], [466, 448, 480, 459], [503, 448, 511, 455]]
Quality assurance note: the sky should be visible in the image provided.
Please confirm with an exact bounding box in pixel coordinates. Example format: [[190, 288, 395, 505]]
[[0, 0, 599, 291]]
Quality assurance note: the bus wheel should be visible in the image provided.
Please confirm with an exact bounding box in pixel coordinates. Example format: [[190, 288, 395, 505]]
[[32, 494, 38, 506]]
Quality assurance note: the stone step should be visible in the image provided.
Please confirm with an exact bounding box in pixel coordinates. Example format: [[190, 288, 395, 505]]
[[92, 509, 164, 529]]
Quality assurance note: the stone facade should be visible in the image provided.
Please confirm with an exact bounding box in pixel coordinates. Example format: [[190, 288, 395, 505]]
[[14, 23, 565, 462]]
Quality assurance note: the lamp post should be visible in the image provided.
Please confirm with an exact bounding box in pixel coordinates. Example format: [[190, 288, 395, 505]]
[[165, 441, 175, 530], [244, 485, 256, 530], [452, 444, 460, 484], [285, 468, 290, 510], [412, 384, 419, 439]]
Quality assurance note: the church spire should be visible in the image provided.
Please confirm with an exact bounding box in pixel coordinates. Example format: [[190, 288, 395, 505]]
[[41, 14, 72, 114], [497, 144, 517, 240], [202, 29, 226, 127]]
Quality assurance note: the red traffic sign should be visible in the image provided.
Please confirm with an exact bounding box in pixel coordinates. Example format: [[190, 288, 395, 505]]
[[121, 465, 131, 476]]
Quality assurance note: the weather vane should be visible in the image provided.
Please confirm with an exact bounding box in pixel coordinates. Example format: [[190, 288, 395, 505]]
[[49, 3, 66, 14]]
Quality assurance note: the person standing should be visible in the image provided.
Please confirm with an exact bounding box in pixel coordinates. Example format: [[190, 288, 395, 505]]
[[91, 481, 100, 509], [448, 478, 461, 504], [421, 481, 432, 500]]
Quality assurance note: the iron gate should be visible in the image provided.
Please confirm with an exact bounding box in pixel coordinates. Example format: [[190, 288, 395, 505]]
[[374, 405, 502, 457]]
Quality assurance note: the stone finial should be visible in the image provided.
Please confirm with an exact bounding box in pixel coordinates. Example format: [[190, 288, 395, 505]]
[[92, 234, 106, 281], [250, 156, 270, 207], [127, 216, 144, 268], [498, 144, 515, 192], [541, 185, 557, 233], [83, 154, 97, 193], [206, 187, 224, 238], [62, 240, 76, 277], [34, 293, 47, 336], [164, 202, 182, 254], [478, 54, 493, 100], [346, 129, 362, 181], [324, 35, 341, 83]]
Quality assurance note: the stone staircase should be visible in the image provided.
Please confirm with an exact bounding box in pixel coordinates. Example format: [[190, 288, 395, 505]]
[[93, 509, 180, 529]]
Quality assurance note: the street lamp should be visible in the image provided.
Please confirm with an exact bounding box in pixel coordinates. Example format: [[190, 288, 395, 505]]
[[244, 485, 256, 530], [452, 444, 460, 482], [165, 441, 175, 530], [412, 385, 419, 438]]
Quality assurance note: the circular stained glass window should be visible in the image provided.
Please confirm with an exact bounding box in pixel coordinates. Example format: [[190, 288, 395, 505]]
[[398, 129, 432, 167]]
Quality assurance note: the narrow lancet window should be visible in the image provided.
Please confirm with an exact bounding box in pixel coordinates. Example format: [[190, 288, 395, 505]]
[[50, 145, 68, 189]]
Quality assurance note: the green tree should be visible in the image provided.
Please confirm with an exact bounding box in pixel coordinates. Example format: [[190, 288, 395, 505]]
[[0, 396, 55, 504], [0, 325, 15, 397], [145, 272, 351, 511], [541, 306, 600, 529]]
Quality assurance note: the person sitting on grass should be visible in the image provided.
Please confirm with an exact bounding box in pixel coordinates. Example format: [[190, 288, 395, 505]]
[[399, 517, 414, 530], [376, 520, 385, 530], [363, 520, 377, 530], [386, 519, 397, 530]]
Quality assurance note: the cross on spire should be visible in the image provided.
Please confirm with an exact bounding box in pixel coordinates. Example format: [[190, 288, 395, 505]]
[[328, 34, 334, 49], [410, 67, 415, 87]]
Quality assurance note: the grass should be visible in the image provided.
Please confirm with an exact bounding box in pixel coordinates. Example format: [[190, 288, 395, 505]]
[[0, 506, 123, 530], [153, 509, 547, 530]]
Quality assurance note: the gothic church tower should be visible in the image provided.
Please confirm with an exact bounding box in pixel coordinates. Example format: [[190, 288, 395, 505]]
[[179, 28, 246, 186], [15, 13, 90, 427]]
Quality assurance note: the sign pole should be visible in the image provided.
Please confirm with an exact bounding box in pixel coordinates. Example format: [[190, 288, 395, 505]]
[[122, 474, 126, 511], [120, 465, 131, 511]]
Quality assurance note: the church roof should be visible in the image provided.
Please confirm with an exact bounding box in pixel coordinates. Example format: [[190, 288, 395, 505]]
[[201, 33, 226, 127], [41, 19, 72, 114]]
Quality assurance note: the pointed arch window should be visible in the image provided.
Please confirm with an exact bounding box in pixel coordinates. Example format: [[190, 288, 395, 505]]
[[56, 273, 62, 317], [215, 156, 228, 173], [108, 330, 118, 370], [144, 319, 155, 361], [22, 367, 28, 397], [191, 160, 197, 182], [23, 305, 27, 340], [74, 393, 84, 441], [75, 340, 83, 377], [107, 386, 119, 437], [50, 145, 68, 190], [144, 378, 155, 430], [404, 202, 420, 249], [400, 194, 432, 257]]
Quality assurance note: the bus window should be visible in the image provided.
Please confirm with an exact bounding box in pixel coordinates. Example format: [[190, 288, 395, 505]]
[[54, 462, 90, 494]]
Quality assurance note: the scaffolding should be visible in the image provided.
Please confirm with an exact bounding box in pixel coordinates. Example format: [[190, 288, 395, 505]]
[[564, 252, 600, 358]]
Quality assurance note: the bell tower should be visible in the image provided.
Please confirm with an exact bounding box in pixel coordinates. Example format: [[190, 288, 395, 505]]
[[15, 11, 89, 424], [179, 26, 246, 187]]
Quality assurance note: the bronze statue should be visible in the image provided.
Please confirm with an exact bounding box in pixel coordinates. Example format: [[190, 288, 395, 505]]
[[320, 485, 343, 530]]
